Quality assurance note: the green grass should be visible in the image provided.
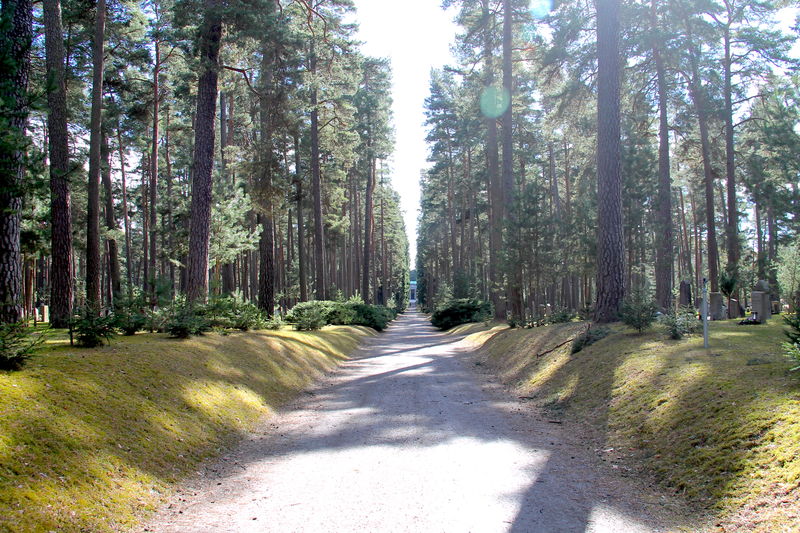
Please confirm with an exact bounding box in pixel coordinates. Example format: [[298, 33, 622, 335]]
[[0, 325, 373, 532], [462, 318, 800, 532]]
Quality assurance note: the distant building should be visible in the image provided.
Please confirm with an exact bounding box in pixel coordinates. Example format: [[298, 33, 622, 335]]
[[409, 280, 417, 301]]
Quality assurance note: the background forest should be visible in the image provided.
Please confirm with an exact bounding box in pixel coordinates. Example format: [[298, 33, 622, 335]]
[[0, 0, 410, 334], [417, 0, 800, 324]]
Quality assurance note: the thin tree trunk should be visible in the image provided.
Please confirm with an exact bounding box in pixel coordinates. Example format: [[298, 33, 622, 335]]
[[43, 0, 72, 326], [295, 134, 307, 302], [149, 40, 160, 303], [116, 125, 133, 295], [483, 0, 505, 320], [309, 46, 326, 300], [362, 156, 376, 303], [85, 0, 106, 312], [101, 129, 121, 301], [652, 0, 673, 310], [686, 29, 720, 293]]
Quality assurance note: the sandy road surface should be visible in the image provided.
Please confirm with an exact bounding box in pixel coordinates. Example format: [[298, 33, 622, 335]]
[[145, 309, 685, 533]]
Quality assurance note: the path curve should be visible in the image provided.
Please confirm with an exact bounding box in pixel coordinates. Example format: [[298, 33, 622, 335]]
[[145, 309, 683, 532]]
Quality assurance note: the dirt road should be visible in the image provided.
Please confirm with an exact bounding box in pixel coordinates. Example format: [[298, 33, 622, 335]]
[[146, 309, 684, 532]]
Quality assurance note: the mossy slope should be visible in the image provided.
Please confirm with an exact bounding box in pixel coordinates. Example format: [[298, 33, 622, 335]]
[[0, 326, 372, 532], [464, 319, 800, 532]]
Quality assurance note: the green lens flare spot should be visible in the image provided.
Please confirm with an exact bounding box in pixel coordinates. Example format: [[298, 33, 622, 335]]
[[480, 86, 510, 119], [530, 0, 552, 19]]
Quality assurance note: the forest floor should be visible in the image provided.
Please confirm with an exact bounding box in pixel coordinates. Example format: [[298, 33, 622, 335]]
[[0, 325, 372, 532], [145, 309, 691, 532], [459, 317, 800, 532]]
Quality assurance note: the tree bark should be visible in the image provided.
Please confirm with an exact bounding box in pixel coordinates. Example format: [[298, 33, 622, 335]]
[[683, 25, 720, 293], [101, 129, 121, 301], [483, 0, 505, 320], [309, 46, 326, 300], [85, 0, 106, 313], [149, 39, 160, 303], [186, 0, 222, 303], [0, 0, 31, 323], [295, 134, 308, 302], [43, 0, 73, 326], [652, 0, 673, 310], [362, 155, 376, 303], [594, 0, 625, 323]]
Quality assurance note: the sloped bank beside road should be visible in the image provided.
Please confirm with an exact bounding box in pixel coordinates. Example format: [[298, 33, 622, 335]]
[[455, 318, 800, 532], [0, 325, 373, 532]]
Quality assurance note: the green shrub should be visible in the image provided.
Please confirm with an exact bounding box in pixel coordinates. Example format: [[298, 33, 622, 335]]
[[0, 322, 46, 370], [165, 301, 208, 338], [71, 312, 117, 348], [659, 306, 700, 340], [571, 326, 611, 354], [286, 300, 397, 332], [348, 303, 395, 331], [548, 308, 577, 324], [620, 290, 657, 333], [112, 296, 147, 335], [262, 316, 285, 330], [783, 309, 800, 371], [293, 306, 327, 331], [431, 299, 491, 330]]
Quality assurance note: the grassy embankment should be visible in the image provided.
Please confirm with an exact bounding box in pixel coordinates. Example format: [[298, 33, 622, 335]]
[[0, 325, 373, 532], [454, 318, 800, 532]]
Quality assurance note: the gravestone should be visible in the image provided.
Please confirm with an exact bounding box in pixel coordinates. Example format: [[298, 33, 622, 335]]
[[679, 281, 692, 307], [709, 292, 726, 320], [728, 299, 744, 319], [750, 280, 772, 323]]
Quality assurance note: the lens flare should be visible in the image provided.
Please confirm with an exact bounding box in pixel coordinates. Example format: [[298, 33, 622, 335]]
[[480, 86, 511, 119], [530, 0, 552, 19]]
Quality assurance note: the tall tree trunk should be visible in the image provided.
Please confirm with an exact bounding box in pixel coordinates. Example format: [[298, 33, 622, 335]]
[[483, 0, 505, 320], [149, 40, 160, 303], [295, 134, 308, 302], [502, 0, 522, 319], [116, 125, 133, 295], [257, 26, 277, 316], [310, 46, 326, 300], [686, 30, 720, 293], [43, 0, 73, 326], [0, 0, 31, 323], [652, 0, 673, 310], [594, 0, 625, 323], [186, 0, 222, 303], [164, 111, 175, 295], [362, 156, 376, 303], [85, 0, 106, 312], [101, 129, 121, 301], [722, 18, 739, 276]]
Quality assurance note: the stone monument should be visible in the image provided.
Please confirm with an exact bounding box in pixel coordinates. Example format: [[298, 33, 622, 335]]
[[750, 280, 772, 324], [679, 281, 692, 307]]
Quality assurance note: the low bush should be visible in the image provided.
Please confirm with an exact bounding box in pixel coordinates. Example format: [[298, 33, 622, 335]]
[[659, 306, 701, 340], [0, 322, 46, 370], [348, 303, 395, 331], [71, 312, 117, 348], [430, 298, 491, 330], [293, 305, 327, 331], [548, 308, 577, 324], [286, 300, 397, 331], [783, 309, 800, 371], [571, 326, 611, 354], [165, 301, 208, 338], [620, 290, 657, 333], [112, 297, 147, 335]]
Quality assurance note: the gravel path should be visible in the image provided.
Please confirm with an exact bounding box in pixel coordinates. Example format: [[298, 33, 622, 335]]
[[145, 309, 685, 533]]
